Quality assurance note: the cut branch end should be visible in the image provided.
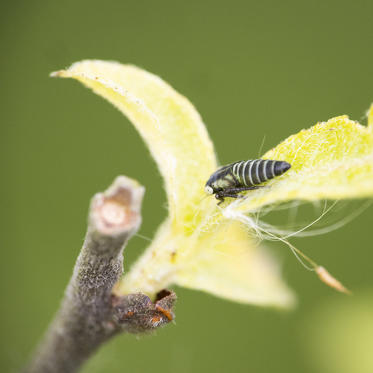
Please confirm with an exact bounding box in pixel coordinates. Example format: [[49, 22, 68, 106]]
[[90, 176, 144, 236]]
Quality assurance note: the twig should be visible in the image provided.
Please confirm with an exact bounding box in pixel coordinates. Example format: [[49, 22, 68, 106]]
[[24, 176, 176, 373]]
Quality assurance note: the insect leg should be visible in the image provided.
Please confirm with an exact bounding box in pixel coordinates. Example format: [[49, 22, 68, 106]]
[[215, 194, 225, 205], [215, 192, 240, 205], [215, 187, 264, 205], [222, 186, 264, 194], [218, 193, 240, 199]]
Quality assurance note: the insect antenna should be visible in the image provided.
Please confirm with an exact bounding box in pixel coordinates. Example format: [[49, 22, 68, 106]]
[[257, 134, 267, 158]]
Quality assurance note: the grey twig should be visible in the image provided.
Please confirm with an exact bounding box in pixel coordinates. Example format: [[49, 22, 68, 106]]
[[25, 176, 176, 373]]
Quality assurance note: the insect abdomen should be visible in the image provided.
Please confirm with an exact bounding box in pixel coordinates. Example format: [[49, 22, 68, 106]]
[[232, 159, 291, 186]]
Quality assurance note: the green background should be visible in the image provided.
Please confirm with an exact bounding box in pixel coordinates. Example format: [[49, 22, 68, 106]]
[[2, 0, 373, 372]]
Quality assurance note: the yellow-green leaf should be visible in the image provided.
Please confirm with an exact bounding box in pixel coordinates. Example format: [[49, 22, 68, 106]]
[[227, 115, 373, 214], [174, 220, 295, 307], [118, 218, 294, 308]]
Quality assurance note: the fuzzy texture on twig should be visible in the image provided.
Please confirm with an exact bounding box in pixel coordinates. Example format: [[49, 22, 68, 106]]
[[25, 176, 176, 373]]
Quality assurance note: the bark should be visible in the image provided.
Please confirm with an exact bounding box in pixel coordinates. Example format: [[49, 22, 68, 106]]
[[24, 176, 176, 373]]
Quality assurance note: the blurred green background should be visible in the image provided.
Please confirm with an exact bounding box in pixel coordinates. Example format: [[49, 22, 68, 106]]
[[2, 0, 373, 372]]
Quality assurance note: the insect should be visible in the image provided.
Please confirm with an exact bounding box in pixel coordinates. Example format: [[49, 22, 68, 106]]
[[205, 159, 291, 204]]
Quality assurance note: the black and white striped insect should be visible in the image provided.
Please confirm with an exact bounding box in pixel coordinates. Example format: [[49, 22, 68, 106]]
[[205, 159, 291, 204]]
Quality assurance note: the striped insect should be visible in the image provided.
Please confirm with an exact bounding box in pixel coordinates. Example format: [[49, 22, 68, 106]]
[[205, 159, 291, 204]]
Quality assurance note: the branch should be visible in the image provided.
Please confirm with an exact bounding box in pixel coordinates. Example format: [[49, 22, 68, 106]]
[[25, 176, 176, 373]]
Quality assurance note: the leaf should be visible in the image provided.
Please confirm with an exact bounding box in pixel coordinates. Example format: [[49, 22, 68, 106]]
[[118, 219, 294, 308], [52, 60, 217, 228], [227, 115, 373, 214], [174, 220, 295, 307]]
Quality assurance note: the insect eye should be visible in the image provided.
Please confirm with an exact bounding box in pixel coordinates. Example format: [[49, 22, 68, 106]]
[[205, 186, 214, 195]]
